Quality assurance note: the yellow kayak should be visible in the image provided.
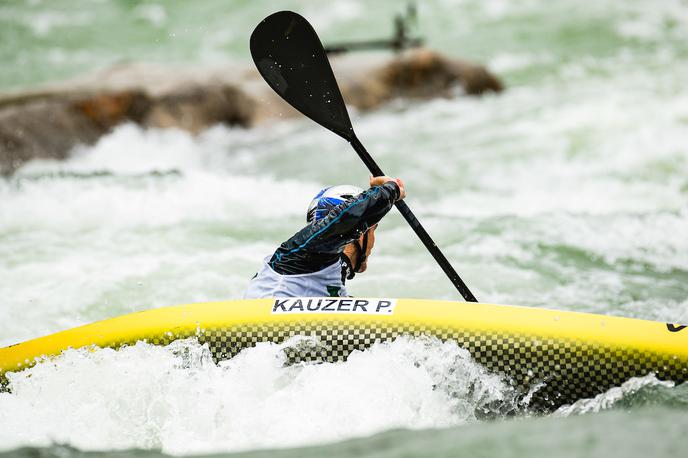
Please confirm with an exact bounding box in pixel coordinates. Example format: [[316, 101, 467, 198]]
[[1, 297, 686, 410]]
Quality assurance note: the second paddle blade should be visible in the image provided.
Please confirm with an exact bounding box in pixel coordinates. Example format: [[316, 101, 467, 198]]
[[250, 11, 354, 140]]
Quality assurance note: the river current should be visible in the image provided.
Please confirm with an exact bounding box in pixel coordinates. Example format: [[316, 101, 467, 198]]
[[1, 0, 687, 456]]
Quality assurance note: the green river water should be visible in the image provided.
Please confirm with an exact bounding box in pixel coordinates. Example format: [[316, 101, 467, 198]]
[[1, 0, 687, 456]]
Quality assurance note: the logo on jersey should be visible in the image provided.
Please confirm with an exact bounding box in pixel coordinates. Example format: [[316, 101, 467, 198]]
[[272, 298, 397, 315]]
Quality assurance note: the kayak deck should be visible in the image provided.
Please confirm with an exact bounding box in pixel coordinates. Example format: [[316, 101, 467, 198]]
[[1, 297, 686, 411]]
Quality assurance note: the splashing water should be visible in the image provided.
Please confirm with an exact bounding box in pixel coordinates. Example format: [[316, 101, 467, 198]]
[[0, 337, 512, 454], [2, 0, 688, 456]]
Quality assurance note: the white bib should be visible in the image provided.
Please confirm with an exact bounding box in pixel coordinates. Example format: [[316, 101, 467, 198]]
[[244, 256, 348, 298]]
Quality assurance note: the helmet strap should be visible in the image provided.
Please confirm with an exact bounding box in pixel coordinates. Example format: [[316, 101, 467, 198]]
[[353, 231, 369, 273], [341, 253, 354, 282]]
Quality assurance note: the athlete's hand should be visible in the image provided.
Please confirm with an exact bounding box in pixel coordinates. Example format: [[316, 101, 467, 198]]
[[370, 175, 406, 201]]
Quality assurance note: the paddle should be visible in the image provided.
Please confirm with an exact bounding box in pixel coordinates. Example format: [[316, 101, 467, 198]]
[[250, 11, 478, 302]]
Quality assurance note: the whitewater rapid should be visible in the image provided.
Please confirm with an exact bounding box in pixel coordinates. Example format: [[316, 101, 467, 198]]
[[0, 337, 512, 454], [2, 0, 688, 455]]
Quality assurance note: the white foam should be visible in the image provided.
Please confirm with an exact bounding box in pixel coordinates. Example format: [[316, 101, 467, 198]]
[[0, 124, 327, 341], [488, 53, 551, 73], [2, 3, 688, 450], [0, 337, 510, 454], [3, 124, 321, 231], [553, 374, 675, 416], [614, 0, 688, 41]]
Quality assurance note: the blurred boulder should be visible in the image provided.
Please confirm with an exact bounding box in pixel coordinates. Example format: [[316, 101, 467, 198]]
[[0, 91, 147, 175], [142, 85, 254, 134], [0, 50, 502, 175], [338, 49, 503, 110]]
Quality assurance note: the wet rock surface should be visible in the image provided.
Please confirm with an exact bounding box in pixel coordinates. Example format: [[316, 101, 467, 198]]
[[0, 50, 502, 175]]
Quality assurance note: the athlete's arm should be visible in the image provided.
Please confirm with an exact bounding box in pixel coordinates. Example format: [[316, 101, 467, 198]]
[[269, 178, 403, 274]]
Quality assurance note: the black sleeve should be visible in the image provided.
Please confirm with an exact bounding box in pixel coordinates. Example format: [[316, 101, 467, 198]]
[[269, 181, 399, 275]]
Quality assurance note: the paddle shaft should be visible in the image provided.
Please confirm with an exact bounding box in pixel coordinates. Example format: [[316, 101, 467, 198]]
[[349, 135, 478, 302]]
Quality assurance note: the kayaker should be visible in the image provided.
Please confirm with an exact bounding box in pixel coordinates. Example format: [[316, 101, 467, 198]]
[[244, 175, 406, 298]]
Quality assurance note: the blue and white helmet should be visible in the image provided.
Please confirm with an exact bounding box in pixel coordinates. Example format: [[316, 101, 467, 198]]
[[307, 184, 363, 223]]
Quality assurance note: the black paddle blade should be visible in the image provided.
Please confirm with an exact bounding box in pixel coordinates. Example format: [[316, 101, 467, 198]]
[[250, 11, 354, 140]]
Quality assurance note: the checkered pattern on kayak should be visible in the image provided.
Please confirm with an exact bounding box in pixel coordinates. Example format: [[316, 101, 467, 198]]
[[191, 320, 686, 411]]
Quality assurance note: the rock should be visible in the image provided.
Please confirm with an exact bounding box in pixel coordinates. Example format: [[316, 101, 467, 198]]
[[0, 90, 150, 175], [0, 49, 503, 175], [74, 91, 150, 128], [0, 96, 105, 175], [142, 85, 254, 134], [0, 85, 252, 175], [339, 49, 503, 110]]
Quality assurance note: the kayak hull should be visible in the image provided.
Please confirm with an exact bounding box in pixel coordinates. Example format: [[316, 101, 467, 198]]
[[1, 298, 686, 411]]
